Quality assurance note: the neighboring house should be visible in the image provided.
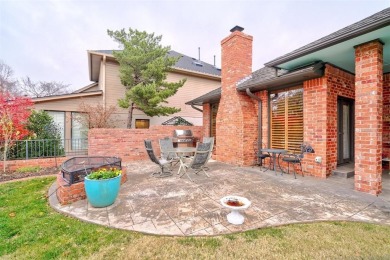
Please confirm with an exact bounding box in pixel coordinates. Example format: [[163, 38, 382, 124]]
[[186, 8, 390, 195], [33, 50, 221, 140]]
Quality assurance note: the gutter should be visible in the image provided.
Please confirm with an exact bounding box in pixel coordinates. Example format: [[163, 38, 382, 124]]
[[245, 88, 263, 161], [238, 62, 324, 92], [191, 104, 203, 113]]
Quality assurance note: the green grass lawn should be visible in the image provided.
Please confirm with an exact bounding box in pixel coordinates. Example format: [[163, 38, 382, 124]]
[[1, 177, 390, 259]]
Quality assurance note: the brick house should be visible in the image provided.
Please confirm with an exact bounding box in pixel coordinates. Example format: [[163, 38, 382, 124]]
[[33, 50, 220, 140], [186, 8, 390, 195]]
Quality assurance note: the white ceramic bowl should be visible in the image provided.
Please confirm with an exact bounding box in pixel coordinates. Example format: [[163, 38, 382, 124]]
[[220, 195, 251, 210]]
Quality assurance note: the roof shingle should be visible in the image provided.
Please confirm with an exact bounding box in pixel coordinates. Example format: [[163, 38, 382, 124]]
[[93, 50, 221, 77]]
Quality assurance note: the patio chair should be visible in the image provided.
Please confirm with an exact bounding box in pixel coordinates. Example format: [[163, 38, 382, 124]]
[[253, 141, 271, 172], [144, 140, 173, 178], [281, 142, 314, 179], [202, 137, 215, 170], [179, 142, 212, 182], [159, 137, 179, 167]]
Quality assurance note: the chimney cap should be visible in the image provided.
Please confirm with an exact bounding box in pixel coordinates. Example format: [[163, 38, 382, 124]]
[[230, 25, 244, 32]]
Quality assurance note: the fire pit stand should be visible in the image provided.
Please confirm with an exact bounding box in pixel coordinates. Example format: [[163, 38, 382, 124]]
[[61, 156, 121, 184]]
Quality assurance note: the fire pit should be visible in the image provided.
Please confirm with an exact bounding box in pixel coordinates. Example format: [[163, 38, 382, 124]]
[[61, 156, 121, 184], [220, 195, 251, 225]]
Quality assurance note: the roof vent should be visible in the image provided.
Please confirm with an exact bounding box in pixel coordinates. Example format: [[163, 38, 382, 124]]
[[193, 60, 203, 67], [230, 25, 244, 32]]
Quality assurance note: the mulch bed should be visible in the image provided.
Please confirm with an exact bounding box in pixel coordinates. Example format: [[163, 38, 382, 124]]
[[0, 167, 59, 183]]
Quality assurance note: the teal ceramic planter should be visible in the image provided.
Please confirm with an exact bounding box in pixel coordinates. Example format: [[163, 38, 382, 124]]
[[84, 174, 122, 208]]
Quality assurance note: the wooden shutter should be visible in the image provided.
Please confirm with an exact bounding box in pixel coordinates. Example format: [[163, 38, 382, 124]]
[[270, 87, 303, 152], [271, 92, 286, 149], [287, 89, 303, 151]]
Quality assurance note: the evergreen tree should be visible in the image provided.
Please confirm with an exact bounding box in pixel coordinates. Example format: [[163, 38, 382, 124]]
[[107, 28, 186, 128]]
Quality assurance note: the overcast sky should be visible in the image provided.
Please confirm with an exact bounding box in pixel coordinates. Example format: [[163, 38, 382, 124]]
[[1, 0, 389, 91]]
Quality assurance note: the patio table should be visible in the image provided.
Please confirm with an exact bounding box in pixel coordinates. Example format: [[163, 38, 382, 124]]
[[167, 147, 197, 175], [260, 148, 287, 172]]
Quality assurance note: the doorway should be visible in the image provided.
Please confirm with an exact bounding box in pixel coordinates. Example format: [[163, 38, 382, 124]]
[[337, 97, 354, 165]]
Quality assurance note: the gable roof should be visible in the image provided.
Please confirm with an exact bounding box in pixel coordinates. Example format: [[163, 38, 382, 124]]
[[266, 7, 390, 67], [92, 50, 221, 77]]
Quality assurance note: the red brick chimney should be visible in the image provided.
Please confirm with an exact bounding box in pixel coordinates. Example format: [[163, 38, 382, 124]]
[[216, 26, 257, 165]]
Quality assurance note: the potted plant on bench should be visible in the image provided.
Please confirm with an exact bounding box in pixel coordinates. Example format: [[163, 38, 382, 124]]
[[84, 167, 122, 208]]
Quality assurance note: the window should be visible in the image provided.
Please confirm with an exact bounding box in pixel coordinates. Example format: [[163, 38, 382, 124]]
[[46, 111, 65, 140], [135, 119, 150, 129], [71, 112, 88, 149], [270, 87, 303, 152]]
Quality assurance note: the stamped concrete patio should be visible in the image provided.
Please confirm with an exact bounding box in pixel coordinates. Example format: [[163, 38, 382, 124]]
[[49, 161, 390, 236]]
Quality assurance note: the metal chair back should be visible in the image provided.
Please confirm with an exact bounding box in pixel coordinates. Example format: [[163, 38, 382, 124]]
[[203, 137, 214, 161], [144, 140, 161, 166], [159, 137, 177, 160], [189, 142, 211, 170]]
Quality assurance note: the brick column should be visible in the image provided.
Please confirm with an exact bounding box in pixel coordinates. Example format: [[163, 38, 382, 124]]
[[354, 40, 384, 195], [216, 26, 257, 165], [202, 103, 211, 137]]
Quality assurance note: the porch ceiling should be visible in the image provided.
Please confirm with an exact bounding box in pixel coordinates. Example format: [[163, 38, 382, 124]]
[[275, 25, 390, 74]]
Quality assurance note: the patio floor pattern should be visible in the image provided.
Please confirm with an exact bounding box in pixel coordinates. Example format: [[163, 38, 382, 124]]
[[49, 161, 390, 236]]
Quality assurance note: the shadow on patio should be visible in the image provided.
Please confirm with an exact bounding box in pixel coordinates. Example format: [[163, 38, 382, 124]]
[[49, 161, 390, 236]]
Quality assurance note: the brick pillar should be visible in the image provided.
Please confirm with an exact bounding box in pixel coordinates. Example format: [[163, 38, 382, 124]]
[[202, 103, 211, 137], [354, 40, 384, 195], [216, 26, 257, 165]]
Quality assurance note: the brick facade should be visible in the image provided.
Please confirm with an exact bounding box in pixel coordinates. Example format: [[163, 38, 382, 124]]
[[354, 40, 384, 195], [383, 73, 390, 164], [216, 29, 258, 165], [303, 64, 355, 178], [88, 125, 203, 163], [202, 103, 211, 137]]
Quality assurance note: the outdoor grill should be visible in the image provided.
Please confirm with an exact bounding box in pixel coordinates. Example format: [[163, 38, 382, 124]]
[[172, 129, 197, 147], [61, 156, 122, 184]]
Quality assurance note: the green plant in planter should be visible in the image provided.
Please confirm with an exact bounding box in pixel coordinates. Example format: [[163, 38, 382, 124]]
[[87, 168, 121, 180], [84, 167, 123, 208]]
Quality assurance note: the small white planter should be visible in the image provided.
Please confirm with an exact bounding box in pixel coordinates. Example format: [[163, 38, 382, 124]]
[[220, 195, 251, 225]]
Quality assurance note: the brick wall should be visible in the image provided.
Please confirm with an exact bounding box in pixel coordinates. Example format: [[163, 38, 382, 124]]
[[216, 28, 258, 166], [0, 157, 68, 172], [383, 73, 390, 164], [88, 125, 203, 163], [303, 64, 355, 178], [354, 40, 383, 195], [56, 168, 128, 205]]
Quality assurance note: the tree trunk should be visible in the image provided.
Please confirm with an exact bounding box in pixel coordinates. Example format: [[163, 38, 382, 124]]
[[127, 102, 134, 129], [3, 140, 8, 173]]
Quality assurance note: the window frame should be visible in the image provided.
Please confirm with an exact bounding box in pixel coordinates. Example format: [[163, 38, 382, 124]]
[[135, 119, 150, 129]]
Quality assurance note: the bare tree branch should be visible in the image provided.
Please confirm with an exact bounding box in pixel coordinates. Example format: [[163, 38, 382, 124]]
[[0, 60, 19, 96], [20, 76, 71, 97], [74, 102, 118, 129]]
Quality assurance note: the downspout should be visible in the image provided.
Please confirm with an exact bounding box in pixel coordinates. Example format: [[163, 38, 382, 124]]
[[246, 88, 263, 154], [191, 104, 203, 113]]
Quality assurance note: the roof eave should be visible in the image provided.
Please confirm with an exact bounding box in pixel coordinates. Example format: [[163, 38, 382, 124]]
[[265, 18, 390, 67], [33, 91, 103, 103], [185, 90, 221, 106], [171, 67, 221, 80], [237, 63, 324, 92]]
